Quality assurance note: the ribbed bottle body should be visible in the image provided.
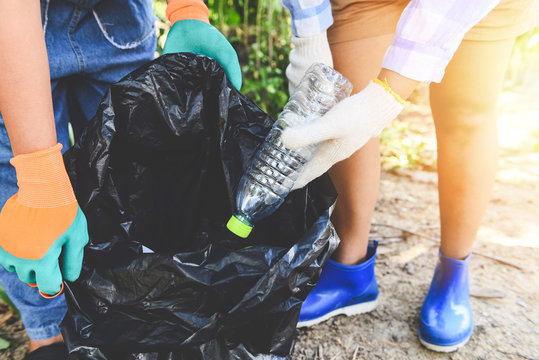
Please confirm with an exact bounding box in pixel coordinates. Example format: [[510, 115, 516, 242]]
[[232, 63, 352, 233]]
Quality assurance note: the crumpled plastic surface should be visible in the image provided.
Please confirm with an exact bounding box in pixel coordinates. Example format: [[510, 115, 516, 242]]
[[62, 53, 338, 360]]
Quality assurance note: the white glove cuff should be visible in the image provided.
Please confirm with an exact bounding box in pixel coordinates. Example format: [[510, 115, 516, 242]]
[[290, 32, 333, 64], [286, 31, 333, 93]]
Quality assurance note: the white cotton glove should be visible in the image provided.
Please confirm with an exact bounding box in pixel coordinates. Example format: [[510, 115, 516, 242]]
[[282, 80, 406, 190], [286, 31, 333, 94]]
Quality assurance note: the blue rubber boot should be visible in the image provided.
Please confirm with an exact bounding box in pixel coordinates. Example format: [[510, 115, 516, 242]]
[[419, 251, 473, 352], [297, 240, 378, 328]]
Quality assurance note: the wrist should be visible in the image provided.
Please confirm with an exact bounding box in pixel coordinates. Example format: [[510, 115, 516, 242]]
[[10, 135, 56, 157], [371, 78, 406, 105], [10, 143, 76, 207], [166, 0, 209, 25], [376, 68, 418, 101]]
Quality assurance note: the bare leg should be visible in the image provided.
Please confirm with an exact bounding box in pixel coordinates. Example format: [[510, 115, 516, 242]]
[[28, 333, 64, 352], [329, 35, 394, 265], [429, 38, 515, 260]]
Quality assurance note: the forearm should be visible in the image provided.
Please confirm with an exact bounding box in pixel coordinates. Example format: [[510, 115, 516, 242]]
[[0, 0, 56, 156]]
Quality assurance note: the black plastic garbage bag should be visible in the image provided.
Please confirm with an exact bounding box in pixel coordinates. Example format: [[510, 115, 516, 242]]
[[62, 53, 338, 360]]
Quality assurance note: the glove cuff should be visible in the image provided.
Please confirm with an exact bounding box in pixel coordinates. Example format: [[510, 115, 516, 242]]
[[371, 78, 406, 105], [166, 0, 210, 25], [287, 31, 333, 93], [10, 143, 76, 208], [290, 31, 333, 66]]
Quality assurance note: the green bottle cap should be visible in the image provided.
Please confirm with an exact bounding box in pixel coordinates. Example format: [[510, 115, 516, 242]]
[[227, 214, 253, 238]]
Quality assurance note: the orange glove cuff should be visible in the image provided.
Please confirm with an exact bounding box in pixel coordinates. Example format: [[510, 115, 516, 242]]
[[166, 0, 210, 25], [10, 143, 76, 208]]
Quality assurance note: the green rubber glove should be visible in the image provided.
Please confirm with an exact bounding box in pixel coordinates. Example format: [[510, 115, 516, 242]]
[[0, 208, 88, 297], [163, 20, 242, 90], [0, 144, 88, 297]]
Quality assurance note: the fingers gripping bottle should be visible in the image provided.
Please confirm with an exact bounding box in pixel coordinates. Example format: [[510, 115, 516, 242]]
[[226, 63, 352, 238]]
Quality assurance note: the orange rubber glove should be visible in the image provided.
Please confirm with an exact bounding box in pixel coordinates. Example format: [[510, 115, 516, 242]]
[[0, 144, 88, 297]]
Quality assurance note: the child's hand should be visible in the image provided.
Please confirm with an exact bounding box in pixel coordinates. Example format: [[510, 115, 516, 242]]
[[163, 0, 242, 90], [282, 79, 406, 190], [0, 144, 88, 298]]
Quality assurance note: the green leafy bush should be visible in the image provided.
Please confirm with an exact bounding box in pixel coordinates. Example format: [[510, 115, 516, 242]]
[[154, 0, 291, 118], [505, 28, 539, 89]]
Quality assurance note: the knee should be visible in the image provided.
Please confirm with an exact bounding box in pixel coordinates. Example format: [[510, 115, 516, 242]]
[[431, 80, 500, 134], [433, 97, 498, 140]]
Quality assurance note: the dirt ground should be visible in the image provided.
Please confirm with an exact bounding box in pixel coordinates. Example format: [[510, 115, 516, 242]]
[[293, 169, 539, 360], [1, 83, 538, 360]]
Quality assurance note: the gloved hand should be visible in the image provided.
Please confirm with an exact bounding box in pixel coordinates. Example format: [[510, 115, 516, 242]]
[[282, 79, 406, 190], [286, 31, 333, 94], [163, 0, 242, 90], [0, 144, 88, 297]]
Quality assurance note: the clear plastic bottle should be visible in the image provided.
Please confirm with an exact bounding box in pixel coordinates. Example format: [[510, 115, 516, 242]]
[[226, 63, 353, 238]]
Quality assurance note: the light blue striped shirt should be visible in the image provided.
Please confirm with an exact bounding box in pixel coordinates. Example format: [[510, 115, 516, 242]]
[[281, 0, 333, 38], [281, 0, 505, 83]]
